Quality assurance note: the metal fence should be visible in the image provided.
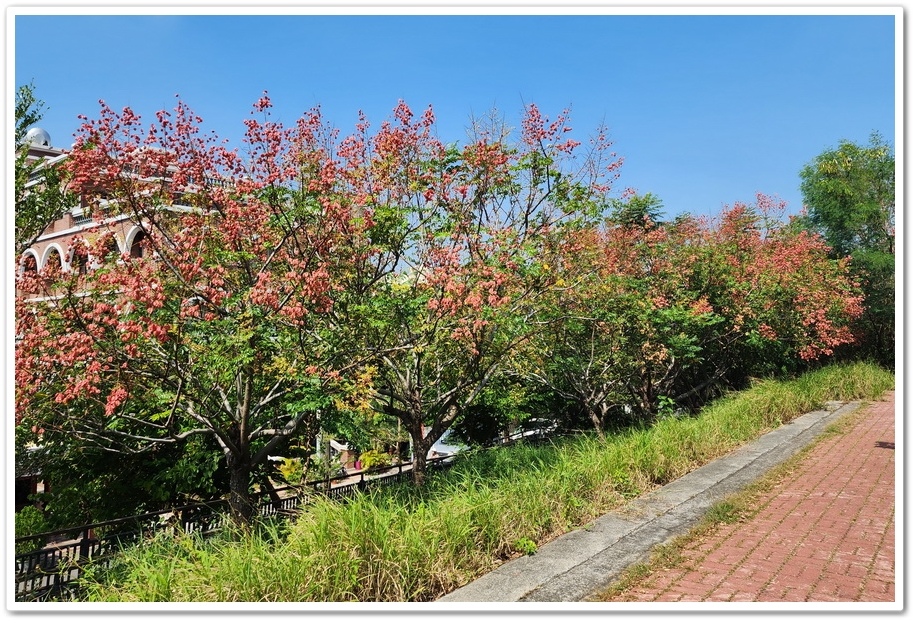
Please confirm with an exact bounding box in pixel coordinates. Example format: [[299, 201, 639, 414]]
[[13, 455, 455, 602]]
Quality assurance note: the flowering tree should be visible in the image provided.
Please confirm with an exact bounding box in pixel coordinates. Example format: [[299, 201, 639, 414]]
[[528, 212, 721, 430], [16, 96, 374, 526], [15, 96, 623, 518], [335, 103, 623, 483], [527, 193, 864, 430], [702, 194, 864, 368]]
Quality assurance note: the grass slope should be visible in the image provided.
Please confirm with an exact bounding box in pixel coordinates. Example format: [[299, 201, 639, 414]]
[[79, 361, 893, 602]]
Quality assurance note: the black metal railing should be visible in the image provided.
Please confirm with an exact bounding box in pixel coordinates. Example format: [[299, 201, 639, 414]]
[[14, 499, 230, 602]]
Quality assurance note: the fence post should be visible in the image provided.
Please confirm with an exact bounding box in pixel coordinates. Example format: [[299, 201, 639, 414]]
[[78, 529, 93, 561]]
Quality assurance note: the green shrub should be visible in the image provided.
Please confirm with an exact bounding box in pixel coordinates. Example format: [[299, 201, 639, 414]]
[[277, 457, 303, 484], [15, 505, 48, 554], [513, 537, 538, 556], [358, 449, 391, 471]]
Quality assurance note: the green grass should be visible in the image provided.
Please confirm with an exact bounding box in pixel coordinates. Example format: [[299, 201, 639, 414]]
[[77, 361, 893, 602]]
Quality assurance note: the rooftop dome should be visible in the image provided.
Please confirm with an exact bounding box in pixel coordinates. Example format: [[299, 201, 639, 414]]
[[24, 127, 52, 147]]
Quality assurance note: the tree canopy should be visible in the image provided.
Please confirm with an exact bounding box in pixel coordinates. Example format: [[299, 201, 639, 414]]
[[525, 193, 863, 432], [14, 82, 75, 258], [15, 95, 621, 523], [798, 132, 895, 366]]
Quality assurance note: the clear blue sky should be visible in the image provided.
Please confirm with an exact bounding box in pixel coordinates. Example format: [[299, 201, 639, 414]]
[[13, 8, 897, 220]]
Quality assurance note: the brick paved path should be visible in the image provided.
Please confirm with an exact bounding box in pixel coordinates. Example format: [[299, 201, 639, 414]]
[[608, 391, 896, 603]]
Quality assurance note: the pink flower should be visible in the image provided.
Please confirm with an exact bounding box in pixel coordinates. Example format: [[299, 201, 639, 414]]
[[105, 386, 129, 416]]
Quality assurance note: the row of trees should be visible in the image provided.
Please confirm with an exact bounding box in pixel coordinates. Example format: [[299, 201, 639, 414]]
[[14, 90, 892, 528]]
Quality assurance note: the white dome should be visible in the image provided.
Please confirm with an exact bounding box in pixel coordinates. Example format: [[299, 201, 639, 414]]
[[25, 127, 52, 147]]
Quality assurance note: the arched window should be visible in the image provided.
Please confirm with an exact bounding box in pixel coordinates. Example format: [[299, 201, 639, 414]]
[[16, 253, 40, 295], [44, 248, 62, 275], [98, 236, 122, 263], [69, 243, 89, 275], [20, 254, 38, 276], [130, 231, 147, 259]]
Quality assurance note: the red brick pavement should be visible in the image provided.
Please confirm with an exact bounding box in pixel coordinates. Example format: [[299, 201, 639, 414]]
[[608, 391, 896, 603]]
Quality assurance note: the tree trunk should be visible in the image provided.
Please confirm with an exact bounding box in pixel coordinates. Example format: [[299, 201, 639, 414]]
[[409, 419, 432, 486], [587, 403, 608, 438], [227, 454, 255, 528], [635, 366, 656, 420]]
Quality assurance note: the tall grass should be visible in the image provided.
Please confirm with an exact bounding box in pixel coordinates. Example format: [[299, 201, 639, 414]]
[[78, 361, 893, 602]]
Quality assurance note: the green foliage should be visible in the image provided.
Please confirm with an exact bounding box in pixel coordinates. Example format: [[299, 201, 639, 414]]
[[15, 506, 49, 554], [15, 81, 45, 143], [358, 449, 392, 471], [513, 537, 538, 556], [276, 457, 304, 484], [14, 82, 75, 257], [609, 192, 665, 229], [799, 132, 894, 258], [451, 375, 547, 447], [24, 432, 228, 529], [798, 132, 895, 366]]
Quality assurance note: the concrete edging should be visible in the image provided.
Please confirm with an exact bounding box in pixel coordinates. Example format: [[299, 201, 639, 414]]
[[437, 401, 862, 603]]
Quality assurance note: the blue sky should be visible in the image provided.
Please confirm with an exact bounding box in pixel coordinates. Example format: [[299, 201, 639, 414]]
[[12, 8, 898, 220]]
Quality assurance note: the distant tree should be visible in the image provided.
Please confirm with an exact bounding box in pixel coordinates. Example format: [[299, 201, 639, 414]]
[[608, 191, 664, 229], [799, 133, 894, 257], [14, 82, 75, 257], [798, 132, 895, 365]]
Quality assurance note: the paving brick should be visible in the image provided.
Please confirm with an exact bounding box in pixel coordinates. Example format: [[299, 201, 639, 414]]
[[607, 392, 896, 604]]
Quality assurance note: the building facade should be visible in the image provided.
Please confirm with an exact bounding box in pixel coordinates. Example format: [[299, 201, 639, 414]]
[[17, 128, 148, 284]]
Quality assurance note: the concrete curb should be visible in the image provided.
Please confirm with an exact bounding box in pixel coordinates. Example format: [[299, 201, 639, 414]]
[[437, 400, 862, 603]]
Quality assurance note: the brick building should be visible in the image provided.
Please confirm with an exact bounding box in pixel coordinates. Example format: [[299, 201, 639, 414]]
[[17, 127, 149, 285]]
